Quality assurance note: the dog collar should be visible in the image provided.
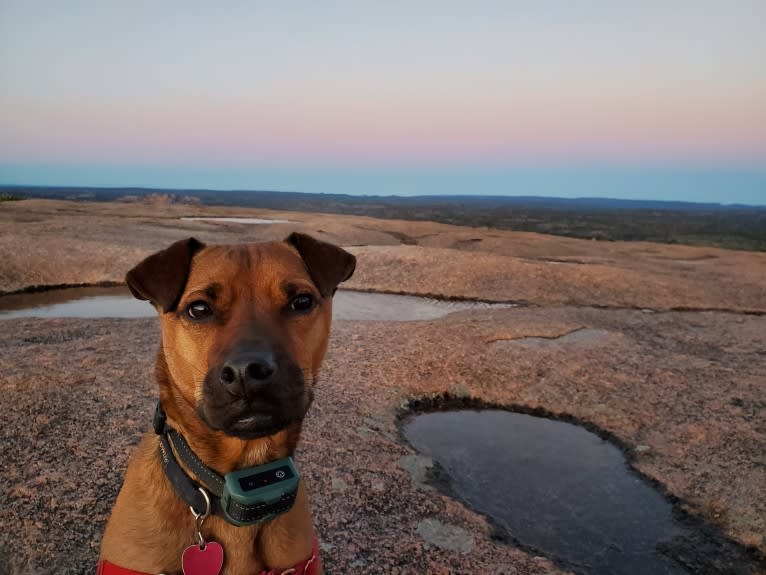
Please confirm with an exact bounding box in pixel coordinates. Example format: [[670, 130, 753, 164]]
[[97, 536, 320, 575], [153, 402, 300, 526]]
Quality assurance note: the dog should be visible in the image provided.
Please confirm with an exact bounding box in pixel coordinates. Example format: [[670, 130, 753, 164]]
[[99, 233, 355, 575]]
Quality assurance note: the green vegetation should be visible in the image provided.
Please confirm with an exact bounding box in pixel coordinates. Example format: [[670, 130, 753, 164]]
[[5, 185, 765, 251], [416, 207, 766, 251], [0, 192, 22, 202]]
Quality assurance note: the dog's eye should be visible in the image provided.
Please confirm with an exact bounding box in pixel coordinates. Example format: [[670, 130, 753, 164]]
[[288, 294, 315, 313], [186, 300, 212, 320]]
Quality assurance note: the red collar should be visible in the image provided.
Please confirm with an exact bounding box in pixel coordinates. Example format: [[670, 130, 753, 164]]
[[258, 537, 320, 575], [98, 537, 321, 575]]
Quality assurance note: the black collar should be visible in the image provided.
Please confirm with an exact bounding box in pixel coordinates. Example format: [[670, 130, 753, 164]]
[[152, 402, 297, 525]]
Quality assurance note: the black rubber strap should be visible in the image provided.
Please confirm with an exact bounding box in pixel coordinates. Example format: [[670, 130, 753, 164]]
[[166, 430, 226, 497], [154, 403, 225, 516], [227, 491, 297, 523], [153, 403, 225, 496], [157, 432, 216, 516]]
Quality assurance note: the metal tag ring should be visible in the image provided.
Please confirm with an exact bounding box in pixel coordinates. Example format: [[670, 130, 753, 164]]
[[190, 486, 211, 520]]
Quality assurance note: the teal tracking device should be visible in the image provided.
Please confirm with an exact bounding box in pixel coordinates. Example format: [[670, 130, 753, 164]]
[[220, 457, 300, 526]]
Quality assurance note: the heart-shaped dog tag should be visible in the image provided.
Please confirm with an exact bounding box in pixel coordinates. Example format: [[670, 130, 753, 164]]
[[182, 541, 224, 575]]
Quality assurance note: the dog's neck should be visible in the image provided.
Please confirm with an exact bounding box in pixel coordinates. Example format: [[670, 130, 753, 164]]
[[154, 350, 302, 475]]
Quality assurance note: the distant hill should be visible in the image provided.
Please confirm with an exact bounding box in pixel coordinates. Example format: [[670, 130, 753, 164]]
[[3, 185, 765, 251]]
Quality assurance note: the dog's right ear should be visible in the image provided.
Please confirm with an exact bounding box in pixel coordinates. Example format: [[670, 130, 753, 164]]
[[125, 238, 205, 313], [286, 232, 356, 297]]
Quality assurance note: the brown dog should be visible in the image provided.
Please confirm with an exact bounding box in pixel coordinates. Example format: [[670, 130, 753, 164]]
[[99, 233, 355, 575]]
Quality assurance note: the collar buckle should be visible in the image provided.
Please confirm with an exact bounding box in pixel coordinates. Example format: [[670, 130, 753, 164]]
[[153, 402, 167, 435]]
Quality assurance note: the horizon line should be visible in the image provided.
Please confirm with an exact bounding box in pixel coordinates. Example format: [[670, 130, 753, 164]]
[[4, 182, 765, 209]]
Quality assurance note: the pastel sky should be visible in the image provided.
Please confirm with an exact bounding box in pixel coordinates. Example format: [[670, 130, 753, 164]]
[[1, 1, 764, 202]]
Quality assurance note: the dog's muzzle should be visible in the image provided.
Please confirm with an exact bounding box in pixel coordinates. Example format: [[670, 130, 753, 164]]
[[199, 342, 313, 439]]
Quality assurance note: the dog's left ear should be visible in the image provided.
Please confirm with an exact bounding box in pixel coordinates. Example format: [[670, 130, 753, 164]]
[[125, 237, 206, 313], [286, 232, 356, 297]]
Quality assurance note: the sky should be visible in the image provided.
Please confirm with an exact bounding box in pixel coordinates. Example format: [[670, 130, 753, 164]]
[[0, 1, 764, 203]]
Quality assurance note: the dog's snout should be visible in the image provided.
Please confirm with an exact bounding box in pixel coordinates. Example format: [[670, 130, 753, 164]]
[[246, 359, 275, 381], [220, 366, 237, 385], [220, 351, 277, 396]]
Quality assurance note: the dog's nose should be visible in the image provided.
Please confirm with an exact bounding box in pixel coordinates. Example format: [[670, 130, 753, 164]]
[[220, 352, 277, 396]]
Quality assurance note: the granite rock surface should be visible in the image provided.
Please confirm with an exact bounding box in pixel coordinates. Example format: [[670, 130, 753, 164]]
[[1, 199, 764, 574]]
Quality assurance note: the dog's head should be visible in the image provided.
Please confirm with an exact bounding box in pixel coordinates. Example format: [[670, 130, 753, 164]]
[[126, 233, 355, 441]]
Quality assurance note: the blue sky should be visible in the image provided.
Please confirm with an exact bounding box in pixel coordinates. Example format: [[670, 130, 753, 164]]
[[0, 1, 764, 203], [3, 164, 765, 205]]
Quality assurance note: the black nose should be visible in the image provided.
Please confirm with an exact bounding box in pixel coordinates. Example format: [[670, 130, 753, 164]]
[[220, 351, 277, 397]]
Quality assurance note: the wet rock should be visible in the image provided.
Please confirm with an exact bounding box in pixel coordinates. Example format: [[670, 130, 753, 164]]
[[397, 454, 435, 490], [416, 518, 475, 553]]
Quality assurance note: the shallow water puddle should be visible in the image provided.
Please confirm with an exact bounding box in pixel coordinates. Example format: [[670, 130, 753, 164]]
[[0, 286, 153, 319], [0, 287, 509, 321], [403, 410, 690, 575], [180, 217, 290, 224], [334, 290, 512, 321]]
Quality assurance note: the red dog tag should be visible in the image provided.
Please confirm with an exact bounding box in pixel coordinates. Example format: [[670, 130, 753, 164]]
[[182, 542, 224, 575]]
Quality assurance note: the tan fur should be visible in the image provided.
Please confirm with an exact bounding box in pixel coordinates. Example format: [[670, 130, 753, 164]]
[[101, 240, 335, 574]]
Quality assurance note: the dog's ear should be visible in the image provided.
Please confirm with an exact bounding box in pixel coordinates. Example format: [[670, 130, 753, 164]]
[[126, 238, 205, 312], [286, 232, 356, 297]]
